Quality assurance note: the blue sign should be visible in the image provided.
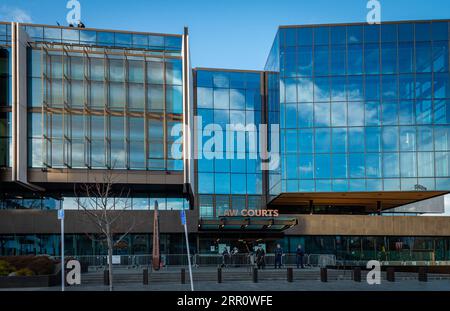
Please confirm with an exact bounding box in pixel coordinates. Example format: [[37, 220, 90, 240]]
[[180, 210, 186, 225], [58, 209, 65, 220]]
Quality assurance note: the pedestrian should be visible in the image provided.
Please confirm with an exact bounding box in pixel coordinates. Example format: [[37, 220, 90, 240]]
[[274, 244, 283, 269], [221, 248, 230, 268], [296, 244, 305, 269], [231, 247, 239, 267], [256, 246, 266, 269]]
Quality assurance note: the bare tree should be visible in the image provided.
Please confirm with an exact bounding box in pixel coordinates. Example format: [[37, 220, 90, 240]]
[[74, 171, 135, 291]]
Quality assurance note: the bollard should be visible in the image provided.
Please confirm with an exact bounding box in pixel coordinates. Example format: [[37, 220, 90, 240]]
[[181, 268, 186, 284], [386, 267, 395, 282], [287, 267, 293, 283], [353, 267, 361, 282], [143, 268, 148, 285], [217, 267, 222, 283], [103, 270, 109, 286], [252, 267, 258, 283], [418, 267, 428, 282], [320, 268, 327, 282]]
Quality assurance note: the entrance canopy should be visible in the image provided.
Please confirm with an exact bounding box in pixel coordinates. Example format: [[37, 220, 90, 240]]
[[198, 217, 298, 231], [268, 191, 448, 214]]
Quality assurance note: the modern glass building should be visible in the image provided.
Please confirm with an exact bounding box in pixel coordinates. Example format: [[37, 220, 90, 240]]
[[1, 20, 450, 261]]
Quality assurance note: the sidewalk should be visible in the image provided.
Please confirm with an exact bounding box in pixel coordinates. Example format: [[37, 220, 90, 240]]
[[2, 279, 450, 291]]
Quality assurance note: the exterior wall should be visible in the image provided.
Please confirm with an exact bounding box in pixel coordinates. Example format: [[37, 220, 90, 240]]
[[0, 22, 11, 168], [285, 214, 450, 236], [194, 69, 266, 218], [268, 21, 450, 196]]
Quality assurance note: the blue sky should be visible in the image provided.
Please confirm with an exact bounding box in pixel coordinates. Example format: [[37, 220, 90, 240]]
[[0, 0, 449, 70]]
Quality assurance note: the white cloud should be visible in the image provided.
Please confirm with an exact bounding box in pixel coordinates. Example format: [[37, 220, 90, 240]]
[[0, 5, 33, 23]]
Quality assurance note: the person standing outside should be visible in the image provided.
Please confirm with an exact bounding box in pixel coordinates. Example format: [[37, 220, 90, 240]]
[[296, 244, 305, 269], [274, 244, 283, 269], [256, 246, 266, 270]]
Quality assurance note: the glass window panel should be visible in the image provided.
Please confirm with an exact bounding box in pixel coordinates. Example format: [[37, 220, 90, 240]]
[[62, 29, 79, 42], [128, 83, 144, 111], [114, 33, 132, 47], [364, 43, 380, 74], [347, 44, 363, 74], [382, 126, 399, 151], [435, 152, 450, 177], [382, 75, 398, 101], [110, 140, 126, 168], [197, 87, 213, 109], [148, 85, 164, 111], [298, 128, 314, 153], [400, 152, 417, 177], [297, 27, 313, 46], [29, 77, 42, 107], [314, 27, 329, 45], [285, 104, 297, 128], [109, 82, 125, 109], [130, 141, 145, 170], [382, 101, 398, 125], [297, 78, 313, 102], [314, 77, 330, 101], [313, 45, 329, 76], [349, 153, 365, 178], [148, 35, 164, 48], [166, 60, 182, 85], [435, 126, 450, 151], [398, 43, 414, 73], [230, 174, 246, 194], [398, 23, 414, 42], [417, 152, 434, 177], [110, 116, 125, 138], [128, 60, 144, 83], [196, 70, 213, 88], [89, 58, 104, 81], [366, 153, 382, 178], [147, 61, 164, 84], [109, 59, 124, 82], [365, 75, 380, 101], [383, 153, 400, 178], [331, 102, 347, 126], [417, 126, 433, 151], [331, 27, 346, 45], [331, 77, 346, 101], [433, 41, 449, 72], [347, 26, 363, 44], [381, 24, 398, 42], [434, 73, 450, 99], [166, 85, 182, 113], [71, 139, 85, 168], [348, 128, 365, 152], [245, 89, 261, 110], [297, 46, 313, 76], [285, 78, 297, 102], [71, 114, 84, 139], [399, 126, 416, 151], [415, 42, 432, 73], [365, 102, 380, 125], [399, 101, 415, 125], [299, 155, 314, 179], [128, 117, 145, 141], [399, 74, 415, 100], [381, 43, 398, 74], [214, 173, 230, 194], [347, 76, 364, 101], [91, 115, 105, 140], [315, 154, 331, 179], [332, 154, 347, 178], [230, 89, 245, 110], [415, 22, 431, 42], [213, 89, 229, 109], [348, 102, 364, 126], [415, 100, 432, 124], [315, 128, 331, 153], [51, 139, 64, 167], [97, 32, 114, 45], [314, 102, 330, 127], [44, 27, 61, 41], [432, 22, 449, 41], [332, 128, 347, 153], [298, 103, 313, 127], [79, 30, 96, 44]]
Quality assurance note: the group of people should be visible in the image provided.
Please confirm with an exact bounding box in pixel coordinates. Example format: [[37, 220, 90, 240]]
[[221, 244, 306, 269]]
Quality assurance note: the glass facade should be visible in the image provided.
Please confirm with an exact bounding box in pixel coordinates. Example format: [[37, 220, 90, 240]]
[[27, 39, 183, 170], [266, 21, 450, 194], [195, 69, 265, 217], [0, 23, 11, 167]]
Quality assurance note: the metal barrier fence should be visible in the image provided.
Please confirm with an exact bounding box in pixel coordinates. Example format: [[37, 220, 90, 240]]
[[57, 253, 337, 269]]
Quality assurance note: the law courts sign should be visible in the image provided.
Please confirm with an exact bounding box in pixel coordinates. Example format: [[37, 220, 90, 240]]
[[223, 209, 279, 217]]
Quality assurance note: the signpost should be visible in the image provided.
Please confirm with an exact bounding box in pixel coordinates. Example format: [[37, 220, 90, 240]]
[[181, 209, 194, 291], [58, 208, 65, 291]]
